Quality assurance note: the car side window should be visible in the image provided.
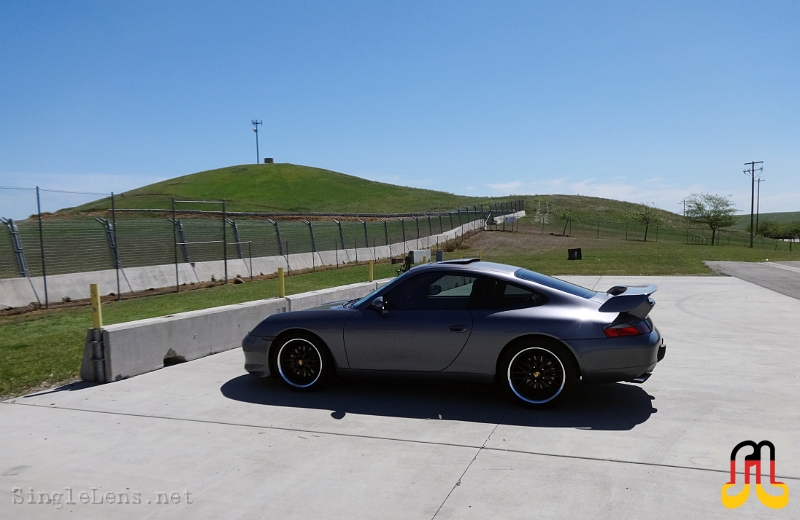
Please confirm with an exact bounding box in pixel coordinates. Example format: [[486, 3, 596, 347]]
[[384, 272, 477, 310], [469, 277, 546, 309]]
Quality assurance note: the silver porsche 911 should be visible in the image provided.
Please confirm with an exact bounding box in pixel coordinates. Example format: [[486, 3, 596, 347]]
[[242, 259, 666, 408]]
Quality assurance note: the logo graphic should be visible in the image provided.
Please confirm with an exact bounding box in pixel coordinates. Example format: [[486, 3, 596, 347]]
[[721, 440, 789, 509]]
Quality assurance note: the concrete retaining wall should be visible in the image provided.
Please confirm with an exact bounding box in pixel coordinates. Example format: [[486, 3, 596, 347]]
[[80, 279, 393, 384], [2, 212, 524, 309]]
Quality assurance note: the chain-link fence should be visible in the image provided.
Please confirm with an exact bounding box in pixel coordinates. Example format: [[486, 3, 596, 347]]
[[0, 189, 524, 307], [530, 213, 797, 249]]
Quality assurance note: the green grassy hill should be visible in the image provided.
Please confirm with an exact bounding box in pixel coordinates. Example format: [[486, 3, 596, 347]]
[[732, 211, 800, 230], [519, 194, 686, 227], [68, 163, 488, 214], [63, 163, 686, 223]]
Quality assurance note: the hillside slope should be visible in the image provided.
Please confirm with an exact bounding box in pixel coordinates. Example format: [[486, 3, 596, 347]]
[[64, 163, 685, 223], [69, 163, 488, 214]]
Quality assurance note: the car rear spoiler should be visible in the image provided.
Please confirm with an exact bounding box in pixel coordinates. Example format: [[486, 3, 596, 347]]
[[598, 285, 658, 319]]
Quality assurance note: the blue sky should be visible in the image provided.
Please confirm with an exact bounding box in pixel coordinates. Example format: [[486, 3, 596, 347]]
[[1, 1, 798, 218]]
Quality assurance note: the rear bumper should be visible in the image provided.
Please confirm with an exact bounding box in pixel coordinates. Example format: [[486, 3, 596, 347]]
[[574, 332, 665, 385]]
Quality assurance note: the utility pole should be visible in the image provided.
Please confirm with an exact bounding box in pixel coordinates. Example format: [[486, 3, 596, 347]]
[[743, 161, 763, 248], [756, 177, 765, 237], [251, 119, 262, 164], [678, 199, 687, 216]]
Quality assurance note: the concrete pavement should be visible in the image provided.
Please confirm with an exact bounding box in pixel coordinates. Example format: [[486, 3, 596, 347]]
[[705, 260, 800, 300], [1, 275, 799, 519]]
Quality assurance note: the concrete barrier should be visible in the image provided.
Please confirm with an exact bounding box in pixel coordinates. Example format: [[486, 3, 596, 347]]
[[286, 281, 378, 311], [2, 212, 525, 309], [80, 278, 394, 384]]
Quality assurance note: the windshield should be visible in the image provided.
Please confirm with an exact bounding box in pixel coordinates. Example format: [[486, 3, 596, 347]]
[[514, 268, 596, 298]]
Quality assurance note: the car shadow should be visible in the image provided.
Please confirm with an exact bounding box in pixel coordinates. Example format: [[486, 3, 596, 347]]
[[220, 374, 657, 431]]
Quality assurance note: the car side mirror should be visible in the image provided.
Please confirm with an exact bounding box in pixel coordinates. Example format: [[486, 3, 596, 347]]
[[370, 296, 386, 314]]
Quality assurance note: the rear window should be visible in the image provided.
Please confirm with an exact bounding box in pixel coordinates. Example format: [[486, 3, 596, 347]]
[[514, 269, 596, 299]]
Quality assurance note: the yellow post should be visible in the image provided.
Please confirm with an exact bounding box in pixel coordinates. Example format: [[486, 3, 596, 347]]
[[368, 260, 374, 282], [479, 250, 482, 259], [278, 267, 286, 298], [90, 283, 103, 329]]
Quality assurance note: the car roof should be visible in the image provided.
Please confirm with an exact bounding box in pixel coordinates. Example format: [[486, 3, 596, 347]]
[[415, 260, 520, 276]]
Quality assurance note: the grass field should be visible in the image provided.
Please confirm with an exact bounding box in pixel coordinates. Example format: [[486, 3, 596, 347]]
[[460, 217, 799, 275], [0, 262, 398, 399]]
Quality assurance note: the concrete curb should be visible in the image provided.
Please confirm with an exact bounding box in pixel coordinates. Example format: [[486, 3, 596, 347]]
[[80, 279, 394, 384]]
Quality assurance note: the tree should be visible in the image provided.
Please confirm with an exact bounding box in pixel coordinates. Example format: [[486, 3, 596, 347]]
[[631, 203, 662, 242], [556, 209, 577, 236], [685, 193, 738, 245]]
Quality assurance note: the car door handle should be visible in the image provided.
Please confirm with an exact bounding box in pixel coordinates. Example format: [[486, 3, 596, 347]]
[[448, 324, 469, 333]]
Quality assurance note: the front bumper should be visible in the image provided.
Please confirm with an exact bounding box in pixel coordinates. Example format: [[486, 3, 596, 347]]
[[242, 333, 272, 377]]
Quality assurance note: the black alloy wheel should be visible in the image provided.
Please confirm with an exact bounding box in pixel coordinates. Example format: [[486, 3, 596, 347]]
[[275, 335, 330, 390], [502, 343, 576, 408]]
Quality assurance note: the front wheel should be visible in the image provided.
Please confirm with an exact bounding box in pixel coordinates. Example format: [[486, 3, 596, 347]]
[[500, 343, 577, 409], [272, 333, 333, 391]]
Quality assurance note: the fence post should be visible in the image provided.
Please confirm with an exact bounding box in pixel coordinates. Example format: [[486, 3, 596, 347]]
[[333, 219, 344, 250], [278, 267, 285, 298], [36, 187, 49, 308], [1, 218, 30, 278], [248, 242, 253, 281], [358, 219, 368, 248], [228, 219, 243, 259], [168, 218, 191, 262], [268, 219, 283, 256], [222, 199, 228, 283], [172, 197, 179, 292], [111, 192, 121, 300], [369, 260, 374, 282], [399, 217, 406, 254]]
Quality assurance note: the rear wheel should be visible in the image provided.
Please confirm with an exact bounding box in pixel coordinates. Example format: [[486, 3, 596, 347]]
[[500, 342, 577, 409], [272, 333, 333, 391]]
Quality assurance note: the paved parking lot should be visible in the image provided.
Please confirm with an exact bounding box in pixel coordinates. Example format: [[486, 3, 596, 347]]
[[2, 275, 798, 519]]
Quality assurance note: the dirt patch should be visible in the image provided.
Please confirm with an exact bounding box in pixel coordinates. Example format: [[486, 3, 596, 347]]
[[460, 227, 587, 256]]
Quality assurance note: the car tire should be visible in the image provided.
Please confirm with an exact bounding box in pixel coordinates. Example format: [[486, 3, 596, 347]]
[[271, 332, 334, 391], [499, 341, 577, 409]]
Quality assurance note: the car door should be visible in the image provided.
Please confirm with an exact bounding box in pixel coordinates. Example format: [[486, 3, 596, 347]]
[[343, 271, 476, 371], [447, 276, 552, 374]]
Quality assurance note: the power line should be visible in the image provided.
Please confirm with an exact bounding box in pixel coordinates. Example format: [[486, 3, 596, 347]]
[[743, 161, 763, 248]]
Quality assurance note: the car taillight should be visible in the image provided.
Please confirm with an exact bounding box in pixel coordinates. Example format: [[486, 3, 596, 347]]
[[603, 320, 651, 338]]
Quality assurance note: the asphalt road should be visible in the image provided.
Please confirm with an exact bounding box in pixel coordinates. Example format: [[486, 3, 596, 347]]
[[1, 275, 798, 519], [705, 261, 800, 300]]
